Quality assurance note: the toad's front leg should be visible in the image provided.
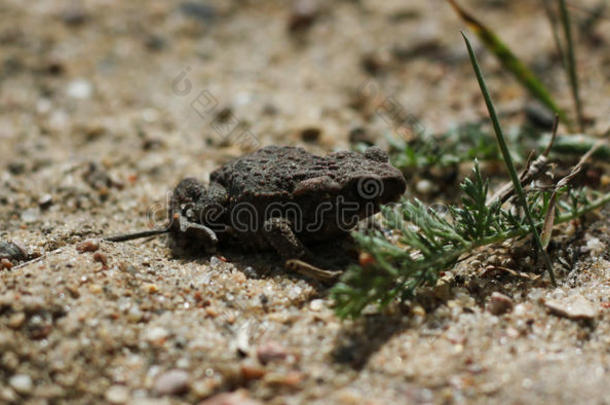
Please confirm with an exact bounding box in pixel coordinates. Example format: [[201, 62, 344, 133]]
[[169, 177, 221, 254], [261, 217, 309, 260], [170, 214, 219, 252]]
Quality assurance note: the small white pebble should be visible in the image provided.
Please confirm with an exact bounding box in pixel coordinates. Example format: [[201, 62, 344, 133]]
[[176, 358, 190, 369], [309, 299, 324, 311], [145, 327, 169, 342], [415, 179, 436, 194], [105, 385, 130, 404], [583, 236, 604, 255], [66, 78, 93, 99], [21, 208, 40, 223], [235, 91, 252, 107], [128, 306, 143, 323], [513, 303, 528, 317], [287, 285, 303, 299], [9, 374, 33, 394]]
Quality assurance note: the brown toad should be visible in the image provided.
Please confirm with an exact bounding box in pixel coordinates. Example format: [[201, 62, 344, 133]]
[[108, 145, 406, 268]]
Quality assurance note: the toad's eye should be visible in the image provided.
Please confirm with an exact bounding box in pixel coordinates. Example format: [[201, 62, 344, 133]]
[[183, 205, 196, 219], [355, 177, 383, 200]]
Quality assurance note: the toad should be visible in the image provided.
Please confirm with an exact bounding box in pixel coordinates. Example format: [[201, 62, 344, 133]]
[[107, 145, 406, 278]]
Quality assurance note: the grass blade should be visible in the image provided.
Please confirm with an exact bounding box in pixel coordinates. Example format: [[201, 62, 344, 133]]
[[557, 0, 584, 131], [461, 32, 557, 285], [542, 0, 565, 66], [447, 0, 570, 126]]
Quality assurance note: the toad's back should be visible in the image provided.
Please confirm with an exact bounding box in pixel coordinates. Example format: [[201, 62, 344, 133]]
[[209, 145, 402, 202], [210, 146, 338, 200]]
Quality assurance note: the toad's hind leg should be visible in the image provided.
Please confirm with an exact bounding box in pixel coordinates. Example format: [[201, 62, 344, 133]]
[[262, 217, 308, 260], [262, 218, 344, 283]]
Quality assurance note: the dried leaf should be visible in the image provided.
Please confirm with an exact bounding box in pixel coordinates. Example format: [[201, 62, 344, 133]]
[[540, 191, 557, 249]]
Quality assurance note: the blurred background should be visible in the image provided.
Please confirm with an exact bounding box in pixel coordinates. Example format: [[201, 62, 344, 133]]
[[2, 0, 608, 241], [1, 0, 608, 244]]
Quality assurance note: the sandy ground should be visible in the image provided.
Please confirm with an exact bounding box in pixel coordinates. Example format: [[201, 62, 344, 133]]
[[1, 0, 610, 403]]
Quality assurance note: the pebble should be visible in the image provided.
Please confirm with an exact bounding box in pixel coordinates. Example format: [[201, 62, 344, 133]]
[[61, 7, 88, 26], [145, 326, 169, 342], [0, 241, 27, 261], [2, 351, 19, 370], [545, 295, 598, 320], [288, 0, 319, 33], [335, 388, 362, 404], [9, 374, 33, 394], [264, 371, 303, 387], [300, 127, 321, 143], [38, 194, 53, 209], [145, 284, 160, 294], [93, 252, 108, 267], [83, 162, 116, 190], [191, 378, 222, 399], [154, 369, 190, 396], [242, 266, 258, 278], [524, 102, 555, 130], [392, 23, 441, 61], [66, 78, 93, 99], [256, 341, 289, 364], [76, 239, 99, 253], [21, 208, 40, 223], [348, 127, 374, 146], [234, 323, 251, 356], [583, 236, 604, 255], [487, 292, 514, 315], [415, 179, 436, 195], [360, 51, 391, 75], [1, 259, 13, 270], [105, 385, 130, 404], [198, 389, 262, 405], [309, 299, 324, 311], [7, 312, 26, 329], [179, 2, 216, 22], [127, 306, 143, 323], [0, 387, 17, 402], [240, 360, 266, 381], [88, 284, 103, 294]]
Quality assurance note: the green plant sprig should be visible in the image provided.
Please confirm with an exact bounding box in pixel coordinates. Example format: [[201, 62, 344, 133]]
[[331, 161, 610, 318]]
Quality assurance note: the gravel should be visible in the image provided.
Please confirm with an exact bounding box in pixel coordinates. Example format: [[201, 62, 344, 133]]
[[1, 0, 609, 403]]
